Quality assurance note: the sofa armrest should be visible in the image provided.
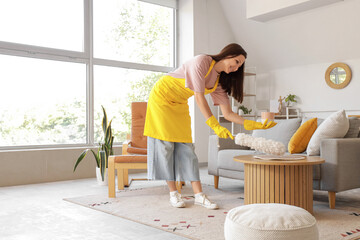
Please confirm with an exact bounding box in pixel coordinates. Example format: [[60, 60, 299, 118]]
[[320, 138, 360, 192], [208, 135, 251, 176], [208, 135, 219, 176], [122, 140, 131, 155]]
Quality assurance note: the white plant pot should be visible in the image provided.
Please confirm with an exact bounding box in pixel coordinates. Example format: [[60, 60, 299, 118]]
[[96, 167, 108, 186], [238, 109, 244, 115]]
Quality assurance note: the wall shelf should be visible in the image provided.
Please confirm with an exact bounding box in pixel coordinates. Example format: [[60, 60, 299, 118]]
[[274, 107, 300, 119]]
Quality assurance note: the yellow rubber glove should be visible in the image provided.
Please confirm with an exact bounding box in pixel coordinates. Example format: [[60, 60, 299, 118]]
[[206, 115, 234, 140], [244, 119, 277, 130]]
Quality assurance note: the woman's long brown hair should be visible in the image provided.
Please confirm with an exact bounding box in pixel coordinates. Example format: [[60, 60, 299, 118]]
[[209, 43, 247, 103]]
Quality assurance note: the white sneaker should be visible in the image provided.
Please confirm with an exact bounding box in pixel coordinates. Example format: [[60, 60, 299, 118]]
[[169, 191, 185, 208], [194, 193, 219, 210]]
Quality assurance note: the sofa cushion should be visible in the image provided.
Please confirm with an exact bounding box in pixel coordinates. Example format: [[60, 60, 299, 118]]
[[344, 117, 360, 138], [301, 117, 324, 126], [288, 118, 317, 154], [307, 110, 349, 156], [218, 149, 256, 171], [252, 118, 302, 150]]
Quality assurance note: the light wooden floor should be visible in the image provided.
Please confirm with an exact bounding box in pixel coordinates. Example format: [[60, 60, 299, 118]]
[[0, 166, 244, 240]]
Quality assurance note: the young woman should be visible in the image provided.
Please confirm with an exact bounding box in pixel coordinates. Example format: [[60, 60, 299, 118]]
[[144, 43, 276, 209]]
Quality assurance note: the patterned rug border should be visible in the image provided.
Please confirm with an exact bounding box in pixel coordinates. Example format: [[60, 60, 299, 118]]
[[64, 185, 360, 240], [63, 185, 235, 240]]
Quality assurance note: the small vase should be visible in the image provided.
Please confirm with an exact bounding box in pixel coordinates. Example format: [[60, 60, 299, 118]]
[[96, 167, 108, 186], [238, 109, 244, 115]]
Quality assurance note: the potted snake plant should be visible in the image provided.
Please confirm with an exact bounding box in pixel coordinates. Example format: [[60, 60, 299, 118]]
[[73, 106, 114, 185]]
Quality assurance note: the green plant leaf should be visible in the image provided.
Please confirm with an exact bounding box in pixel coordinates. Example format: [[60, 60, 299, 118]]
[[101, 106, 108, 136], [109, 123, 112, 142], [73, 149, 89, 172], [99, 150, 106, 181], [90, 149, 100, 168], [110, 136, 114, 154], [105, 120, 113, 143], [239, 105, 251, 114], [285, 94, 297, 103], [102, 143, 110, 168]]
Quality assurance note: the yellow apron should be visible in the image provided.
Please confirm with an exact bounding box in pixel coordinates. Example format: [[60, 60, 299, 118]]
[[144, 60, 219, 143]]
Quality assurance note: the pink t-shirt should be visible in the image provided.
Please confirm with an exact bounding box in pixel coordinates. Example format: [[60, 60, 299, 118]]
[[167, 55, 230, 106]]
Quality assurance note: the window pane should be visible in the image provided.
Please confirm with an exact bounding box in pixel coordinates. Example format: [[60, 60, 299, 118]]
[[94, 0, 174, 67], [0, 55, 86, 146], [0, 0, 83, 51], [94, 65, 163, 143]]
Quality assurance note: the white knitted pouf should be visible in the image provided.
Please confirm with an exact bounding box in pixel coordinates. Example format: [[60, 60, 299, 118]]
[[224, 204, 319, 240]]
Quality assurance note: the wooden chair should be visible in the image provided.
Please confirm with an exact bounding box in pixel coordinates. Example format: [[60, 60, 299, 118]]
[[108, 102, 184, 198], [108, 102, 147, 198]]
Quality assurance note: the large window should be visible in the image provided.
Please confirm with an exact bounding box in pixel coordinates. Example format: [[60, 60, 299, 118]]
[[0, 55, 86, 146], [0, 0, 84, 51], [0, 0, 176, 149], [94, 0, 174, 66]]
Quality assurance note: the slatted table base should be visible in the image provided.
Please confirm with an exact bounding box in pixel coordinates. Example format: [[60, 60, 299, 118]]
[[244, 164, 314, 214]]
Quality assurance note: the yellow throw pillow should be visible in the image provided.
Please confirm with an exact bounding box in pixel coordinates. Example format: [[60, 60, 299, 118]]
[[288, 118, 317, 154]]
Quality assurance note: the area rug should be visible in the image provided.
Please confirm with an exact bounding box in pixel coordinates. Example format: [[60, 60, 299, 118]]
[[64, 185, 360, 240]]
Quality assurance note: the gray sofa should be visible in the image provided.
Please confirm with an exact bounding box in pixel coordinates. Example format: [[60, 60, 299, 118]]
[[208, 117, 360, 209]]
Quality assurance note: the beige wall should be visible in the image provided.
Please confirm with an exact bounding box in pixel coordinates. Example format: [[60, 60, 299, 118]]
[[220, 0, 360, 111], [192, 0, 236, 163], [0, 146, 122, 187]]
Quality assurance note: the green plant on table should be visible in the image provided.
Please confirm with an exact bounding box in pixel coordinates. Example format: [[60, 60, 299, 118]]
[[239, 105, 252, 115], [73, 106, 114, 181]]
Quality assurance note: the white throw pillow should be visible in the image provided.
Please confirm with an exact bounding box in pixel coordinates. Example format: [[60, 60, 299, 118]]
[[307, 110, 349, 156]]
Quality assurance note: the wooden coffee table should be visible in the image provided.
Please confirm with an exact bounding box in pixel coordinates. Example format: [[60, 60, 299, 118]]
[[234, 155, 325, 214]]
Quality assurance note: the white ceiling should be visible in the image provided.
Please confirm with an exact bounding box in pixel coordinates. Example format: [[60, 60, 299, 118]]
[[246, 0, 343, 21], [218, 0, 360, 73]]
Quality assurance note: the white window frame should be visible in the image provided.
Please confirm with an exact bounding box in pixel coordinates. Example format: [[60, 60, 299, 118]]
[[0, 0, 177, 150]]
